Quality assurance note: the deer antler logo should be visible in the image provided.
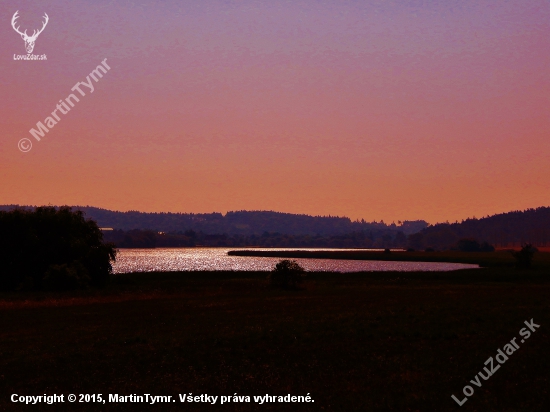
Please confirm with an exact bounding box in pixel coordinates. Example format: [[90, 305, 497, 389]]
[[11, 11, 49, 54]]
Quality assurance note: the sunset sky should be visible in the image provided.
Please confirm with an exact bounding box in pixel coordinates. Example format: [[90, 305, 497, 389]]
[[1, 0, 549, 224]]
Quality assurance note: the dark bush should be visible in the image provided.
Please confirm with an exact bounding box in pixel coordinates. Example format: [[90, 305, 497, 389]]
[[457, 238, 481, 252], [479, 242, 495, 252], [457, 238, 495, 252], [268, 260, 306, 289], [511, 244, 537, 269], [0, 206, 117, 290]]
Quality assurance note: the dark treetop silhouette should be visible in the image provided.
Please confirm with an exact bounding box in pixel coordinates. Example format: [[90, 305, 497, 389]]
[[0, 206, 116, 290]]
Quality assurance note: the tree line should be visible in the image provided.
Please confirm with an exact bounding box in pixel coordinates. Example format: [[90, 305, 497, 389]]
[[2, 205, 548, 260], [94, 207, 550, 250], [101, 228, 410, 249], [409, 207, 550, 250], [0, 205, 427, 236]]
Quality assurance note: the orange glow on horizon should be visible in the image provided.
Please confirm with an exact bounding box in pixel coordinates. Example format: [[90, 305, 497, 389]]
[[1, 0, 549, 223]]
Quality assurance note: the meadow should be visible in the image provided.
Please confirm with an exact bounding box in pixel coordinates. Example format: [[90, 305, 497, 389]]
[[0, 253, 549, 411]]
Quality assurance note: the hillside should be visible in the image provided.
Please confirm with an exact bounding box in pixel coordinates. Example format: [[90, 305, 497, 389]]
[[0, 205, 426, 236], [3, 205, 550, 249], [411, 207, 550, 249]]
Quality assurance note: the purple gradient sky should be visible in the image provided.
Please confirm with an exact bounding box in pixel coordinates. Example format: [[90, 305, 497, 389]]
[[1, 0, 549, 223]]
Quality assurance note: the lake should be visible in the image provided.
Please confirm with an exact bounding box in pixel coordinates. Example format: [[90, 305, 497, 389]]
[[112, 248, 479, 273]]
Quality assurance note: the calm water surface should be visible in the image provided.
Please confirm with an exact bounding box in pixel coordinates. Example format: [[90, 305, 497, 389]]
[[112, 248, 479, 273]]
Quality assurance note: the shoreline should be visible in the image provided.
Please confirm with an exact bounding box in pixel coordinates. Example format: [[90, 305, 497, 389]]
[[227, 249, 550, 269]]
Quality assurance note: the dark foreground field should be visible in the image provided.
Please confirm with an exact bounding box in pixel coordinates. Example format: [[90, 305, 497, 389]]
[[1, 267, 549, 411]]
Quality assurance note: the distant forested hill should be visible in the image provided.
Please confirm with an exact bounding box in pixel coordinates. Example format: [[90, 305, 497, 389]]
[[3, 205, 549, 249], [0, 205, 426, 236], [409, 207, 550, 249]]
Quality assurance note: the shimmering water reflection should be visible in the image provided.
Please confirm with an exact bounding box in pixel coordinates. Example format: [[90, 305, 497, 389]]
[[112, 248, 479, 273]]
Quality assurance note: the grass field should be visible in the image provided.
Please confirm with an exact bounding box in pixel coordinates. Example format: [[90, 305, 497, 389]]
[[1, 262, 549, 411]]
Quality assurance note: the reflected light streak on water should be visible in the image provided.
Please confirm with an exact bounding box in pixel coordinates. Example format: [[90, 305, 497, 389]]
[[112, 248, 479, 273]]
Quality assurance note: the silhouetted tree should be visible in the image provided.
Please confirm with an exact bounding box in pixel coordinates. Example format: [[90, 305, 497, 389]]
[[479, 242, 495, 252], [511, 244, 537, 269], [269, 260, 306, 289], [457, 238, 481, 252], [456, 238, 495, 252], [0, 207, 116, 290]]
